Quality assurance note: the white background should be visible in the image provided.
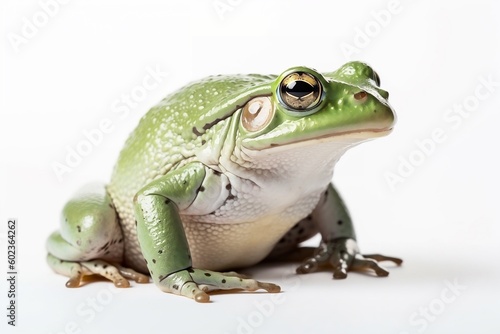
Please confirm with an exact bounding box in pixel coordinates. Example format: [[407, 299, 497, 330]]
[[2, 0, 500, 333]]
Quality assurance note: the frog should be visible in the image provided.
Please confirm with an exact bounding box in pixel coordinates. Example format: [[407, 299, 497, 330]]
[[47, 61, 402, 302]]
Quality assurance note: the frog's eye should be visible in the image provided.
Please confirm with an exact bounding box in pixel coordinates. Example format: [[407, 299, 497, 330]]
[[241, 96, 274, 132], [279, 72, 322, 111]]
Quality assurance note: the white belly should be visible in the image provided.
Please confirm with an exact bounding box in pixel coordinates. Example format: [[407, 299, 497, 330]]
[[182, 191, 322, 270]]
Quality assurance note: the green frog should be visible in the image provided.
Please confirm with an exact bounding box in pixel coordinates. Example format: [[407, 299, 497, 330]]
[[47, 61, 402, 302]]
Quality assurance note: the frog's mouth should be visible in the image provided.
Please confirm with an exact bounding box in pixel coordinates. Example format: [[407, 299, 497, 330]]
[[268, 128, 392, 149], [241, 127, 393, 153]]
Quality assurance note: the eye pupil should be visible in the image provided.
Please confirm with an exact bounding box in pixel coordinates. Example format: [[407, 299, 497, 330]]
[[285, 81, 316, 99]]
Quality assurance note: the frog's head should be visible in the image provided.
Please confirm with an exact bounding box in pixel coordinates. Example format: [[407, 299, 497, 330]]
[[238, 61, 395, 153]]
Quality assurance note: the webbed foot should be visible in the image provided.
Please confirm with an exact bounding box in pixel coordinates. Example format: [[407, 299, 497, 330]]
[[296, 238, 402, 278]]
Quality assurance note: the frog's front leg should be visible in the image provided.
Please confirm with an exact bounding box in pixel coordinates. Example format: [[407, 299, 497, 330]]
[[296, 184, 402, 278], [134, 162, 280, 302]]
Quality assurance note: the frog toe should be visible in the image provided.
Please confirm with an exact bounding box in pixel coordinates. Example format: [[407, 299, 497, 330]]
[[255, 281, 281, 293], [47, 254, 89, 288], [64, 263, 89, 288], [181, 282, 211, 303], [362, 254, 403, 266], [115, 264, 150, 283], [351, 256, 390, 277]]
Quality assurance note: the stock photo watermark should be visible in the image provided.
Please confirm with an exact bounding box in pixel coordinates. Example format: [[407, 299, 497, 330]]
[[6, 219, 18, 327], [212, 0, 245, 20], [385, 74, 499, 191], [47, 284, 125, 334], [224, 270, 302, 334], [340, 0, 403, 60], [7, 0, 71, 53], [51, 64, 168, 182], [399, 278, 467, 334]]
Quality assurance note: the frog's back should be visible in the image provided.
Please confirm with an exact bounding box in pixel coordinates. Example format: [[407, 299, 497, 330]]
[[107, 73, 274, 269]]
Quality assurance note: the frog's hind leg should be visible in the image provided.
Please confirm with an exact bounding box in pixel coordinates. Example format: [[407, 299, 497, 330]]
[[46, 183, 149, 287], [265, 216, 319, 262]]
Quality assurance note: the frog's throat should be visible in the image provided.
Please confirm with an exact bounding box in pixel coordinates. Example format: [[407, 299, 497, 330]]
[[216, 130, 383, 190]]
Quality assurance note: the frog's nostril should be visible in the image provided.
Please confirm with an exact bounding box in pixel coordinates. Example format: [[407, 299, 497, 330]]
[[379, 90, 389, 99]]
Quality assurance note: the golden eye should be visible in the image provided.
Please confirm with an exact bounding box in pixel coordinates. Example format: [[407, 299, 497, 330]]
[[241, 96, 274, 132], [279, 72, 322, 111]]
